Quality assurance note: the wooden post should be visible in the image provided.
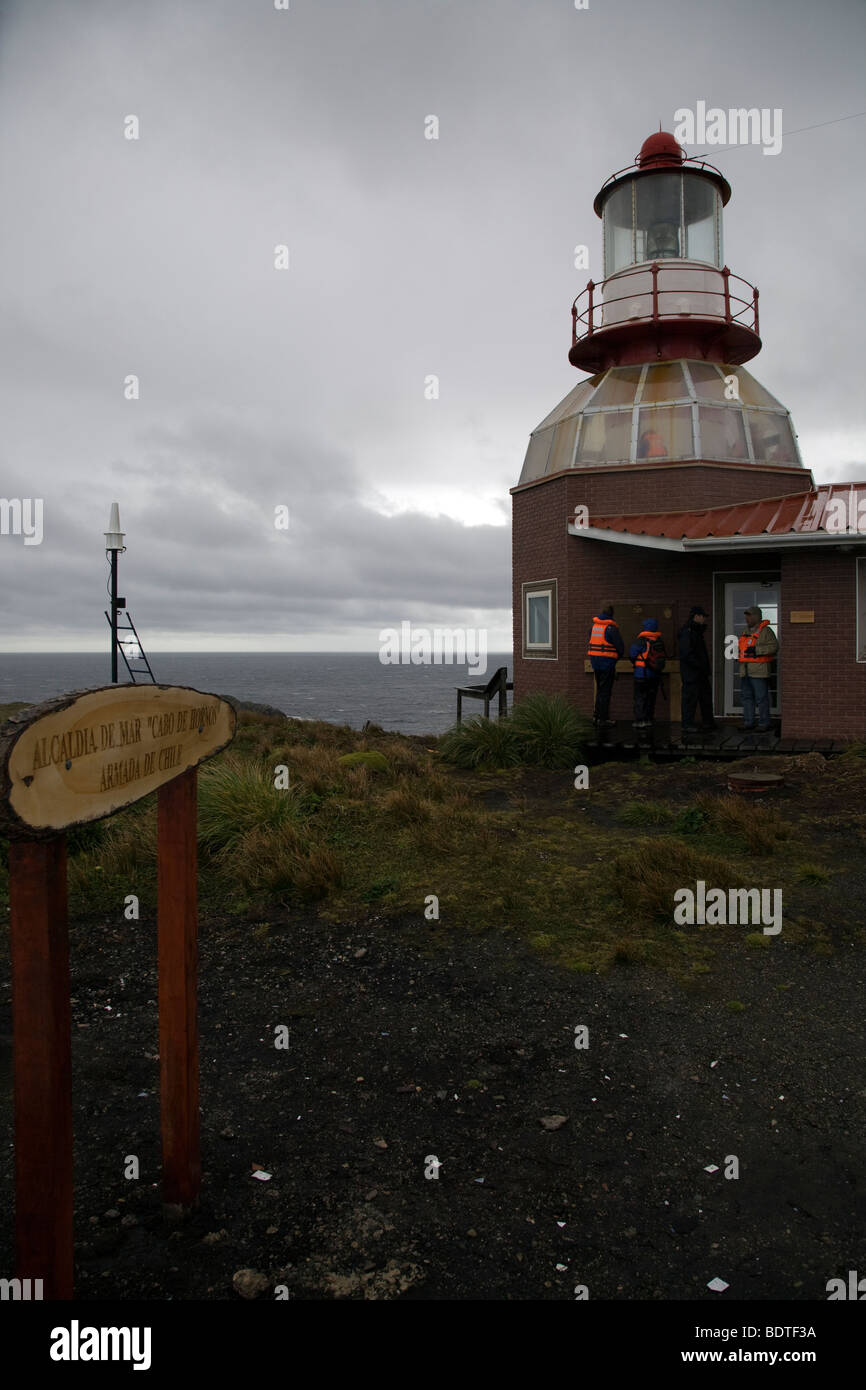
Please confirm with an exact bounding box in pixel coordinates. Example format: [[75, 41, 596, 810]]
[[157, 767, 200, 1207], [10, 836, 73, 1300]]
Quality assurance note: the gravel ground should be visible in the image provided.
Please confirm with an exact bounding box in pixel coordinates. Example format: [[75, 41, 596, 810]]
[[1, 907, 863, 1301]]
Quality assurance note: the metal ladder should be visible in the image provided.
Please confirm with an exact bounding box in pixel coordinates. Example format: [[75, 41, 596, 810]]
[[104, 608, 156, 683]]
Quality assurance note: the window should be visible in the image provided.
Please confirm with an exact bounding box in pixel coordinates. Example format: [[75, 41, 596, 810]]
[[522, 580, 558, 659], [547, 415, 579, 474], [635, 173, 682, 263], [641, 362, 687, 402], [603, 183, 635, 277], [688, 361, 727, 400], [636, 405, 693, 460], [522, 427, 554, 480], [683, 177, 720, 264], [746, 411, 798, 464], [590, 366, 644, 407], [576, 410, 632, 465], [699, 405, 748, 461]]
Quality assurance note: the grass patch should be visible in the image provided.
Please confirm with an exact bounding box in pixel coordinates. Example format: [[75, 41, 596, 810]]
[[694, 794, 790, 853], [616, 800, 674, 827], [222, 823, 342, 901], [197, 754, 309, 855], [509, 693, 594, 770], [30, 700, 860, 980], [795, 862, 831, 884], [608, 837, 745, 921], [438, 716, 523, 770]]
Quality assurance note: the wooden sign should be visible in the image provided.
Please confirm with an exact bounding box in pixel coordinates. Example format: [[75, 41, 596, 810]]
[[2, 685, 236, 1299], [789, 610, 815, 624], [0, 685, 235, 837]]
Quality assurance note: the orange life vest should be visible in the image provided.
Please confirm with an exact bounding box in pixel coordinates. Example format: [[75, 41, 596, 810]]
[[587, 615, 619, 659], [634, 629, 663, 675], [738, 619, 771, 663]]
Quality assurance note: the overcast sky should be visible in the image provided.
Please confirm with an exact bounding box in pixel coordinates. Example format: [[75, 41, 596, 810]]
[[1, 0, 864, 651]]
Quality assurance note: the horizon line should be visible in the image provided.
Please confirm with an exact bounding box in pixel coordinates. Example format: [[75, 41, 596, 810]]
[[0, 648, 515, 655]]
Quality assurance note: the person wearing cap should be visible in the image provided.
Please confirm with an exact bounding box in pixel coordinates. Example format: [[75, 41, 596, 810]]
[[629, 618, 667, 728], [586, 603, 624, 727], [738, 606, 778, 732], [677, 605, 716, 733]]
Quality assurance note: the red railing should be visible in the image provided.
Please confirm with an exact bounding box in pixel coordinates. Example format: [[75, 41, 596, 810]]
[[571, 262, 759, 346]]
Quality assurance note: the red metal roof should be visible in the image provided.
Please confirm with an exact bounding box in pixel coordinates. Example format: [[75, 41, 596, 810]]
[[589, 484, 866, 541]]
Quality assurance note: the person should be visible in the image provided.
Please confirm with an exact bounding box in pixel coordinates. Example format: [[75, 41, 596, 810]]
[[629, 619, 667, 728], [738, 605, 778, 732], [677, 605, 716, 733], [637, 429, 667, 459], [587, 603, 624, 727]]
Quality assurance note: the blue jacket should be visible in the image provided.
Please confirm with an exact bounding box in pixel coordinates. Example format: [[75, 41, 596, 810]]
[[630, 620, 666, 681]]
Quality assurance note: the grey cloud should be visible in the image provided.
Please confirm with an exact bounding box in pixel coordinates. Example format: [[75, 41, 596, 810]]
[[0, 0, 863, 648]]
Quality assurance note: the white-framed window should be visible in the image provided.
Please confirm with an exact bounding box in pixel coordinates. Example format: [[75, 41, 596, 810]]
[[522, 579, 557, 659], [857, 557, 866, 662]]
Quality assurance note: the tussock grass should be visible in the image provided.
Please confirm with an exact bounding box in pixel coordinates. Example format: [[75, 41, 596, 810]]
[[197, 754, 308, 854], [278, 745, 343, 796], [608, 836, 745, 920], [220, 823, 342, 901], [795, 862, 831, 884], [693, 793, 790, 853], [510, 693, 594, 770], [439, 693, 593, 771], [438, 716, 523, 770]]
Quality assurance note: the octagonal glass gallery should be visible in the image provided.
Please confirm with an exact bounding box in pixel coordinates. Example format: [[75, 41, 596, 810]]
[[518, 361, 803, 484]]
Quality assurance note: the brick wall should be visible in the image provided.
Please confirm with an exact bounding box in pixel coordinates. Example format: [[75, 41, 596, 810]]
[[512, 463, 865, 738], [780, 550, 866, 738]]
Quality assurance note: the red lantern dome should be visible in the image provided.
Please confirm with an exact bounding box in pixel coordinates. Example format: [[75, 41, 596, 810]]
[[637, 130, 685, 168]]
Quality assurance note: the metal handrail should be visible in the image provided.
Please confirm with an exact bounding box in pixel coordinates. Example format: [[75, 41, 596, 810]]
[[571, 262, 759, 345]]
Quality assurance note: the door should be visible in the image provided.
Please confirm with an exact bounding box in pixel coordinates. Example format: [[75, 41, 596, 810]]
[[723, 580, 781, 716]]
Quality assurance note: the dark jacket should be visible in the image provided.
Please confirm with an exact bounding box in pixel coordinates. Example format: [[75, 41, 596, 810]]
[[589, 617, 624, 672], [678, 619, 711, 678]]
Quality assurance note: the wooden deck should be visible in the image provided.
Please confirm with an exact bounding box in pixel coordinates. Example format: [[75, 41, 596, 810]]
[[587, 721, 848, 762]]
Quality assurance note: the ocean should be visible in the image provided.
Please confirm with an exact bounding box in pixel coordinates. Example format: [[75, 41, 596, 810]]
[[0, 652, 514, 736]]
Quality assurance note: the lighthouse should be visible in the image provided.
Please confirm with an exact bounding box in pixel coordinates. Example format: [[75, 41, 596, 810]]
[[511, 131, 866, 742]]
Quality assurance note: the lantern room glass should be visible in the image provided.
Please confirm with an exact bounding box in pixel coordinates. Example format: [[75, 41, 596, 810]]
[[602, 174, 723, 277], [517, 362, 803, 483]]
